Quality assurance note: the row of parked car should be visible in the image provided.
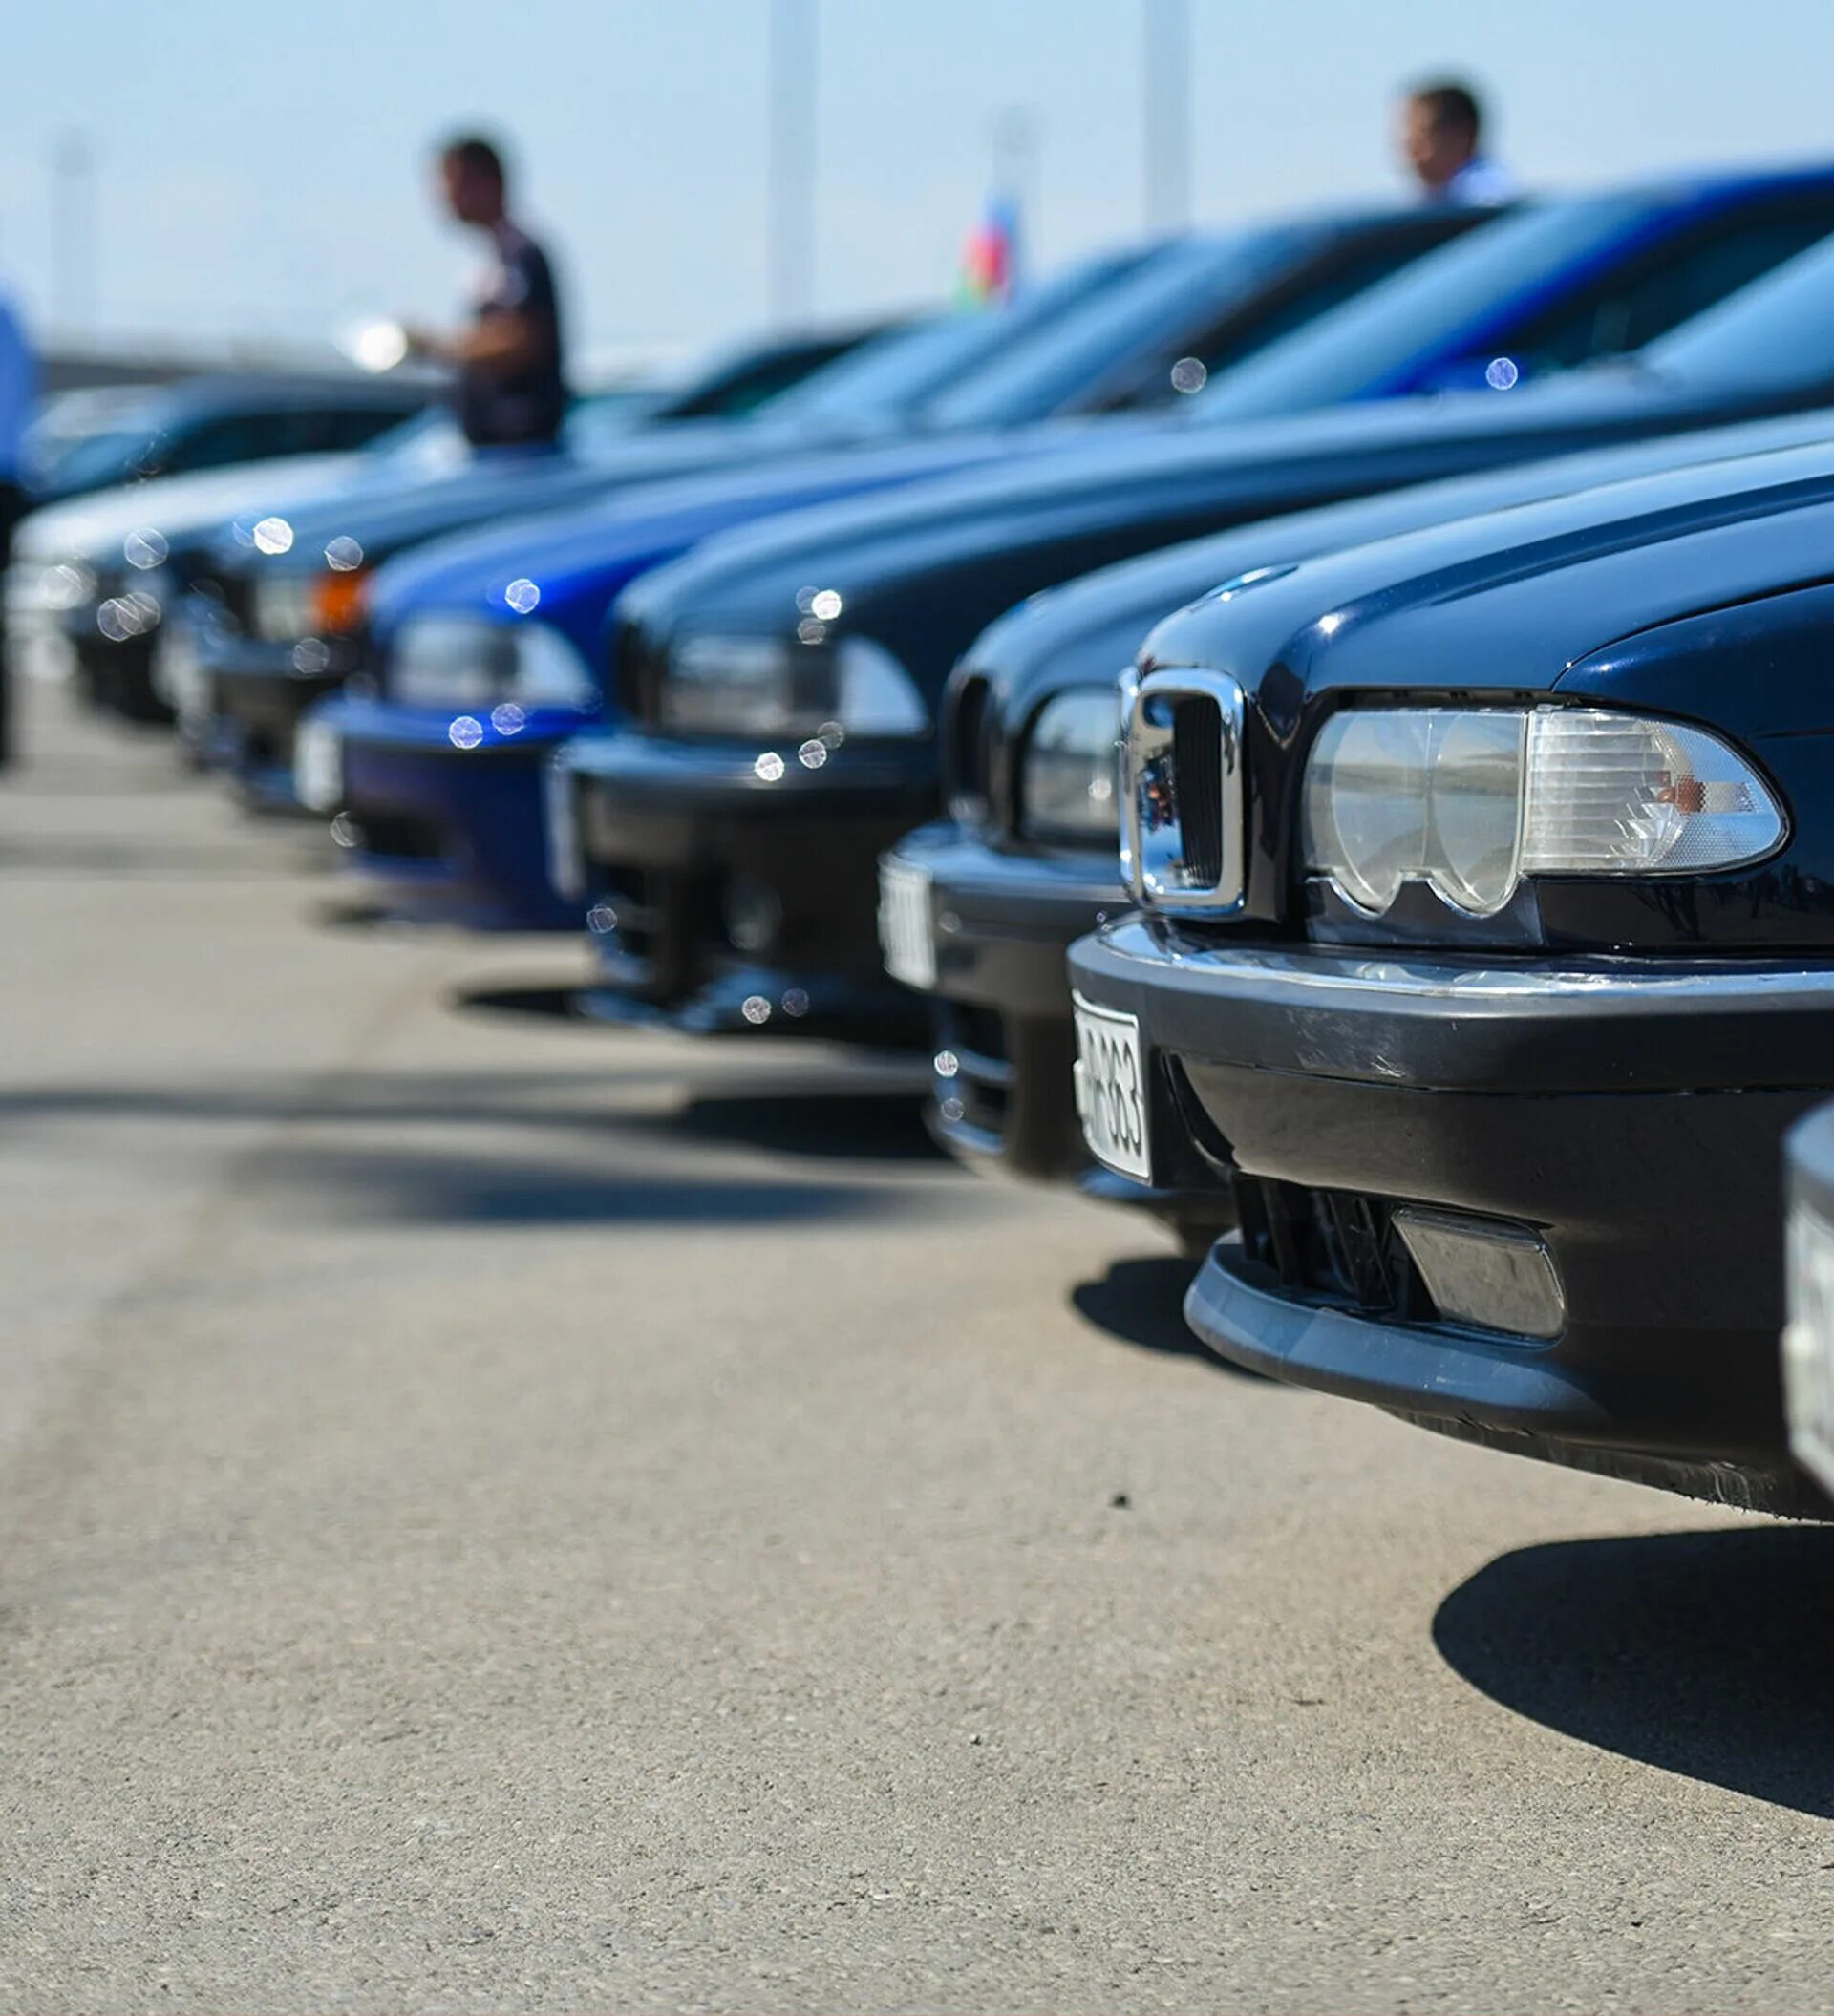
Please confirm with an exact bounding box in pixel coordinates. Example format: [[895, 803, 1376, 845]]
[[23, 160, 1834, 1517]]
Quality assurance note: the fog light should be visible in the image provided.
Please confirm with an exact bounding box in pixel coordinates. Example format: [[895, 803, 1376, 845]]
[[723, 877, 781, 956], [1393, 1207, 1565, 1340]]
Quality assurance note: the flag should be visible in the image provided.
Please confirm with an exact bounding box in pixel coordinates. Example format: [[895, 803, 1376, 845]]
[[957, 194, 1021, 307]]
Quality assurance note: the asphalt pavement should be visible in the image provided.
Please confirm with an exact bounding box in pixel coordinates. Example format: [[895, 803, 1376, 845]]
[[5, 682, 1834, 2014]]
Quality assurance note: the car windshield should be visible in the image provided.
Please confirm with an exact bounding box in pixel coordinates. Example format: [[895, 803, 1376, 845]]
[[1192, 195, 1647, 421], [30, 423, 162, 494], [364, 407, 468, 467], [762, 244, 1158, 429], [1641, 229, 1834, 391], [922, 228, 1310, 430], [560, 388, 674, 451]]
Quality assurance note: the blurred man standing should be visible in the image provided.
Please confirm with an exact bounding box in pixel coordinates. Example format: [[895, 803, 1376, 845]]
[[1400, 80, 1516, 205], [408, 135, 567, 448], [0, 285, 36, 768]]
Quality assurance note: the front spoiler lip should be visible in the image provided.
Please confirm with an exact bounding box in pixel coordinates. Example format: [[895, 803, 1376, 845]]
[[1187, 1241, 1613, 1438], [1184, 1243, 1822, 1510], [579, 963, 926, 1040]]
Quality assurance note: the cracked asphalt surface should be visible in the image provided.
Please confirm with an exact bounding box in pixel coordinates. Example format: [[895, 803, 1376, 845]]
[[5, 683, 1834, 2013]]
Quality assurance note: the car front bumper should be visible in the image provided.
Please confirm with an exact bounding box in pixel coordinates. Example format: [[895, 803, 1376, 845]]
[[196, 633, 355, 808], [883, 820, 1122, 1174], [1067, 919, 1834, 1512], [311, 695, 593, 930], [565, 728, 934, 1038]]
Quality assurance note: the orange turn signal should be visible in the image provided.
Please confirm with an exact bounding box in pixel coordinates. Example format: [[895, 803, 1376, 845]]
[[311, 568, 370, 635]]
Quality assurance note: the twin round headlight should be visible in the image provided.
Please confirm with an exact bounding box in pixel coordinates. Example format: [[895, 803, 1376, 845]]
[[387, 613, 598, 711], [1020, 686, 1122, 842], [659, 632, 927, 737], [1301, 705, 1786, 918]]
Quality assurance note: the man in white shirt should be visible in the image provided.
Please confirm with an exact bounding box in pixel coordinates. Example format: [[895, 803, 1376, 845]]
[[0, 290, 35, 768], [1400, 80, 1518, 207]]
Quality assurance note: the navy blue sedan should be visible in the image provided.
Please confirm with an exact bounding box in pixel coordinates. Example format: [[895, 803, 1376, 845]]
[[1068, 432, 1834, 1515]]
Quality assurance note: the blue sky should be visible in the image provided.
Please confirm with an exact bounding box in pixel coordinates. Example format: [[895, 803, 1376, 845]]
[[7, 0, 1834, 364]]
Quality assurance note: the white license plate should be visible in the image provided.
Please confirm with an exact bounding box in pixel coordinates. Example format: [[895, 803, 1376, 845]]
[[1784, 1204, 1834, 1496], [154, 623, 207, 718], [544, 761, 585, 899], [878, 860, 936, 991], [294, 717, 344, 814], [1073, 991, 1151, 1183]]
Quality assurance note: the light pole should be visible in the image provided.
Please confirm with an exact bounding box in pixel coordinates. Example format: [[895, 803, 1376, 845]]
[[767, 0, 817, 324], [1142, 0, 1191, 233], [991, 104, 1039, 257], [52, 130, 96, 337]]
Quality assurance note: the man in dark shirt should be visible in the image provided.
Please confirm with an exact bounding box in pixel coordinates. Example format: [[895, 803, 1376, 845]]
[[408, 134, 567, 447]]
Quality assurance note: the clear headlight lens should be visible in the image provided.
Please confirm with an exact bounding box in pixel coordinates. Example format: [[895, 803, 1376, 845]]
[[251, 574, 317, 642], [1020, 686, 1122, 841], [388, 613, 597, 711], [25, 559, 97, 612], [251, 570, 370, 643], [659, 631, 927, 738], [1302, 705, 1785, 918], [663, 635, 796, 733]]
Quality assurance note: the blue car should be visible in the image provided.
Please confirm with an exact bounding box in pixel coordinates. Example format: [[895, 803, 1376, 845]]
[[301, 438, 1039, 925], [308, 166, 1834, 929], [200, 206, 1488, 820]]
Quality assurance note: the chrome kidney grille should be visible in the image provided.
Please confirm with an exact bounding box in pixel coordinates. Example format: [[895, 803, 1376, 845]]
[[1121, 668, 1246, 912], [942, 669, 993, 825]]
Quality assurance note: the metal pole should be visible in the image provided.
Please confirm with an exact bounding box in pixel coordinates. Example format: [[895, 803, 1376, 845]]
[[1142, 0, 1191, 233], [52, 130, 96, 336], [991, 105, 1038, 288], [767, 0, 817, 323]]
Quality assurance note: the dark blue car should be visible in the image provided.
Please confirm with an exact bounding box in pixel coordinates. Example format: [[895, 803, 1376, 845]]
[[1064, 429, 1834, 1514], [308, 166, 1834, 929], [289, 202, 1505, 923]]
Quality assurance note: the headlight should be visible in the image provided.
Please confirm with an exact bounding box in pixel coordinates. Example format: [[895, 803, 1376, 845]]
[[1301, 705, 1786, 919], [96, 587, 163, 641], [252, 569, 370, 643], [22, 559, 96, 612], [658, 631, 927, 738], [388, 613, 597, 711], [1020, 686, 1122, 842]]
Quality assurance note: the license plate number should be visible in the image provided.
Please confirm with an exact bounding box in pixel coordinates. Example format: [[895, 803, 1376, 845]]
[[1073, 991, 1150, 1183], [294, 717, 344, 814], [878, 861, 936, 991]]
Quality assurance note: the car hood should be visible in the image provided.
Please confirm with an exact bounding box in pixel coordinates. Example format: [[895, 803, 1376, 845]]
[[202, 414, 973, 581], [613, 369, 1780, 660], [362, 429, 1032, 637], [13, 452, 365, 565], [1137, 429, 1834, 712], [948, 408, 1834, 819]]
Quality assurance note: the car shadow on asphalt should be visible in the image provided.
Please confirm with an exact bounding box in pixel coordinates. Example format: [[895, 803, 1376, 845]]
[[1434, 1524, 1834, 1814], [0, 835, 328, 877], [1070, 1255, 1270, 1377], [450, 982, 944, 1162], [0, 1063, 957, 1226], [252, 1142, 918, 1228], [641, 1090, 942, 1163]]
